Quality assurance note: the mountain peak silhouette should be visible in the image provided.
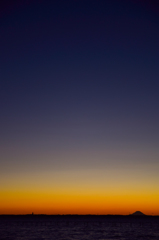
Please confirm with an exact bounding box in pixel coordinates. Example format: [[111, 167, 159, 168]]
[[131, 211, 145, 216]]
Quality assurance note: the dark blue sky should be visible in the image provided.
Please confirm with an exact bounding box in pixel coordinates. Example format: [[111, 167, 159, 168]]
[[0, 0, 159, 172]]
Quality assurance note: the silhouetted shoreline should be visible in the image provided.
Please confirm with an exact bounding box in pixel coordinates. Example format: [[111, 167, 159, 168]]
[[0, 214, 158, 218]]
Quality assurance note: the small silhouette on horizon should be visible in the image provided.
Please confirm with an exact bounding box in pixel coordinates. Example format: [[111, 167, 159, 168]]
[[131, 211, 145, 216]]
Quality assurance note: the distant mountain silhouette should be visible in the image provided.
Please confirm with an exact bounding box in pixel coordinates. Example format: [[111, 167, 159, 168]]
[[131, 211, 145, 216]]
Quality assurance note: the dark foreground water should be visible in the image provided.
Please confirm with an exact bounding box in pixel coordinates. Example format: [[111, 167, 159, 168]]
[[0, 215, 159, 240]]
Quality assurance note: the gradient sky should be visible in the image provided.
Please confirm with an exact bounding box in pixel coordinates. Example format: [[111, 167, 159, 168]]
[[0, 0, 159, 215]]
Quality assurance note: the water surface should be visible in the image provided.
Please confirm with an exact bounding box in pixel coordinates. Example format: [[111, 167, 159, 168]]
[[0, 215, 159, 240]]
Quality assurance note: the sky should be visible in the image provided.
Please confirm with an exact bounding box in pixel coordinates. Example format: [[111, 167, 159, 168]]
[[0, 0, 159, 215]]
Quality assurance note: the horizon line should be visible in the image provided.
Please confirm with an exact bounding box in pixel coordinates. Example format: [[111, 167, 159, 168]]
[[0, 213, 159, 216]]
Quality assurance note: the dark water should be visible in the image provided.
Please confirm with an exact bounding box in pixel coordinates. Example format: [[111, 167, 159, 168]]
[[0, 215, 159, 240]]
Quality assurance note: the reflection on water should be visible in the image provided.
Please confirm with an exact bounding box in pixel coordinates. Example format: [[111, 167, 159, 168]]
[[0, 215, 159, 240]]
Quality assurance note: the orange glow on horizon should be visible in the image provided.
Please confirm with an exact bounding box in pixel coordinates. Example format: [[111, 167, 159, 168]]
[[1, 168, 159, 215], [1, 189, 159, 215]]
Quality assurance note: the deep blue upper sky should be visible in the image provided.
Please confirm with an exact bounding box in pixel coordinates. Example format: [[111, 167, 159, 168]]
[[0, 0, 159, 172]]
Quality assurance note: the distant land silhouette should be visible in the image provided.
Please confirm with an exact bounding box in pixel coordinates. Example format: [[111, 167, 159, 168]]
[[0, 212, 152, 217], [131, 211, 145, 216]]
